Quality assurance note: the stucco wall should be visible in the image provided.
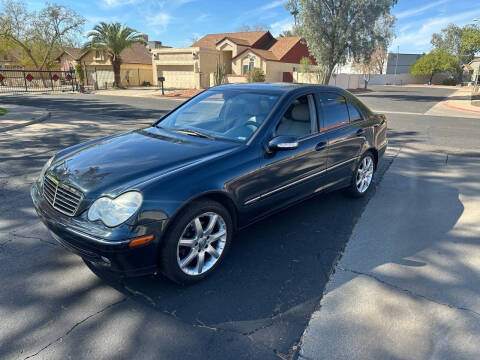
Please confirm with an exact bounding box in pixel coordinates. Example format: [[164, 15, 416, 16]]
[[199, 50, 223, 74], [364, 73, 449, 85], [152, 48, 196, 65], [293, 72, 361, 89], [231, 53, 266, 75], [265, 61, 298, 82]]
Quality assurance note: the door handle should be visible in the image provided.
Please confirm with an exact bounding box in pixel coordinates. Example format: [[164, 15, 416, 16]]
[[356, 129, 365, 136], [315, 141, 327, 151]]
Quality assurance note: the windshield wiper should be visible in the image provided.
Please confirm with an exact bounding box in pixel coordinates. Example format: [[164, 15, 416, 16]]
[[174, 129, 215, 140]]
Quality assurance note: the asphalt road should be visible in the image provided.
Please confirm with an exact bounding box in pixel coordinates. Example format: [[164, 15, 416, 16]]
[[0, 86, 478, 360]]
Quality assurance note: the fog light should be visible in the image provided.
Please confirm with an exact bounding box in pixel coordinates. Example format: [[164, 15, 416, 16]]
[[129, 234, 154, 248]]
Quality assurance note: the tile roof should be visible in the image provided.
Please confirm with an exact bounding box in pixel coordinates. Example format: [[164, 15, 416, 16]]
[[193, 31, 311, 64], [118, 43, 152, 64], [59, 47, 85, 61], [235, 48, 279, 61], [58, 43, 151, 64], [269, 37, 301, 60], [216, 37, 251, 46], [192, 31, 269, 49]]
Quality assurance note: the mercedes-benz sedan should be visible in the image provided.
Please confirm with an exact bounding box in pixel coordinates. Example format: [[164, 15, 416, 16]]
[[31, 83, 387, 283]]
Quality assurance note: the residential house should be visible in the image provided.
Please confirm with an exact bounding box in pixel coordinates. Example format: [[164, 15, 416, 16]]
[[463, 57, 480, 84], [56, 43, 155, 88], [151, 31, 316, 89], [0, 48, 24, 69]]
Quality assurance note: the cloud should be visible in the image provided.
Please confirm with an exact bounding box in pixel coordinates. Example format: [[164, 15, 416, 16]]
[[146, 12, 172, 32], [197, 13, 211, 22], [392, 8, 480, 52], [259, 0, 285, 11], [395, 0, 448, 19], [270, 18, 293, 36], [102, 0, 143, 8], [234, 0, 285, 26]]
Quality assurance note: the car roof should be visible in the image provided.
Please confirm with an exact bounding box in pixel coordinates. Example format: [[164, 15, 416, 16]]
[[211, 83, 345, 95]]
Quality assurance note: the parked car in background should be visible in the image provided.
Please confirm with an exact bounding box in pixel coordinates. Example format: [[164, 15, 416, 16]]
[[31, 83, 387, 283]]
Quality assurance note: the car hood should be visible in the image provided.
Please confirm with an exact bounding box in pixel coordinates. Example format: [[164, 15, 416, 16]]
[[48, 127, 241, 197]]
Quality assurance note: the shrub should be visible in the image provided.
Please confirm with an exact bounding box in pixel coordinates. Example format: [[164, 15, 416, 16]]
[[73, 62, 85, 84], [300, 57, 312, 73], [245, 68, 265, 83], [442, 77, 458, 86]]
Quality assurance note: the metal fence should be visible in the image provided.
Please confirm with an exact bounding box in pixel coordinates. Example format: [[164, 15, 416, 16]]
[[0, 69, 77, 94]]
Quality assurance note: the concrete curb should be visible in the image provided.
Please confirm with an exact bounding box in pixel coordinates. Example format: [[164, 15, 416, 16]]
[[0, 111, 51, 133], [443, 101, 480, 114]]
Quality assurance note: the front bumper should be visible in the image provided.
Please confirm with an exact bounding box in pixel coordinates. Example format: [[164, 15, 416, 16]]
[[31, 182, 167, 277]]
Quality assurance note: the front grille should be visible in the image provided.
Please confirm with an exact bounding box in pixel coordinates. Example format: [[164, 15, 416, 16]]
[[43, 175, 83, 216]]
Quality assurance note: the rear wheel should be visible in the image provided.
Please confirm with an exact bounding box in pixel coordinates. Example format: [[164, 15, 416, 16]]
[[160, 200, 233, 284], [345, 151, 375, 198]]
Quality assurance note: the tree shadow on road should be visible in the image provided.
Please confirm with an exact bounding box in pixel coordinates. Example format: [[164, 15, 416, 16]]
[[306, 150, 480, 359]]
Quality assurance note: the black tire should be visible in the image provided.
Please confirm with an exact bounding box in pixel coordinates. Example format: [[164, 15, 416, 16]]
[[159, 200, 233, 284], [344, 151, 376, 198]]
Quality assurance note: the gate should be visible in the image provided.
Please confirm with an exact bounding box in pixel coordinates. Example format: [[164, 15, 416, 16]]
[[0, 69, 77, 94], [283, 72, 293, 83]]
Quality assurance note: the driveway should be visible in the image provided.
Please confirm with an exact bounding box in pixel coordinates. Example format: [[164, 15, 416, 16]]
[[0, 86, 478, 359]]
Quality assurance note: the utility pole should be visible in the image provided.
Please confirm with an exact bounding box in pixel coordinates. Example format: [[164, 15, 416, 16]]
[[394, 46, 399, 85]]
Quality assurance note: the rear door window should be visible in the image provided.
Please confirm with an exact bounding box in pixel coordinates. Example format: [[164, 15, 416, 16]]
[[317, 92, 350, 131], [347, 102, 362, 122]]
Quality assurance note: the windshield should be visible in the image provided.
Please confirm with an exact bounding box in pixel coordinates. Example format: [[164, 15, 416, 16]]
[[157, 90, 280, 143]]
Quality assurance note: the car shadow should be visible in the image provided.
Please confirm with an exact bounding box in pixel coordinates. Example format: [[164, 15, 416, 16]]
[[88, 187, 373, 354]]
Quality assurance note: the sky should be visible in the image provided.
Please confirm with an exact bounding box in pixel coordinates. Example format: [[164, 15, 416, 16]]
[[25, 0, 480, 54]]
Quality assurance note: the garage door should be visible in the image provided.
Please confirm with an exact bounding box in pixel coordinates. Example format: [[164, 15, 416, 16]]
[[158, 65, 195, 89]]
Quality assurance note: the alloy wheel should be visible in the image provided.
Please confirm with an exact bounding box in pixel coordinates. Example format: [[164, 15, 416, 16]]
[[356, 155, 374, 193], [176, 212, 227, 276]]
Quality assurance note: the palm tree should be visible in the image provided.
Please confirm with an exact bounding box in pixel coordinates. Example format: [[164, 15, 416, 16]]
[[83, 22, 145, 88]]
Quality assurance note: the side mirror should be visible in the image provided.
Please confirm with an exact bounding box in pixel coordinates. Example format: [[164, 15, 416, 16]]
[[268, 136, 299, 151]]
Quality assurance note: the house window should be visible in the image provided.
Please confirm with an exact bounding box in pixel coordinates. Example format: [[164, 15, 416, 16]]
[[292, 67, 296, 72], [95, 50, 100, 59], [242, 65, 248, 75]]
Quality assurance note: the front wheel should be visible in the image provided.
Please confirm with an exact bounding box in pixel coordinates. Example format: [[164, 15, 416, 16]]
[[159, 200, 233, 284], [345, 151, 375, 198]]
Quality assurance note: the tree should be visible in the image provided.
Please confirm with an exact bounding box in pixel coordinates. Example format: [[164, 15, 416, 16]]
[[461, 25, 480, 60], [286, 0, 299, 25], [410, 49, 460, 84], [431, 24, 480, 80], [0, 0, 84, 70], [295, 0, 397, 85], [373, 14, 395, 74], [83, 22, 145, 88], [279, 29, 298, 37], [370, 48, 388, 75], [353, 48, 387, 89]]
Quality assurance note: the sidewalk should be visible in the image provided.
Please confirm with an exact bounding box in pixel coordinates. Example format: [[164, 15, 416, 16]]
[[92, 87, 192, 99], [0, 104, 50, 133], [299, 144, 480, 360]]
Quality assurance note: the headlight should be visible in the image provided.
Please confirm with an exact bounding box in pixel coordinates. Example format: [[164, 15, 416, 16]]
[[39, 156, 54, 184], [87, 191, 143, 227]]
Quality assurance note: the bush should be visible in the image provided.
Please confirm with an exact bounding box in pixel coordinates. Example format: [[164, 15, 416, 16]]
[[300, 57, 312, 73], [73, 62, 85, 84], [245, 68, 265, 83], [442, 78, 458, 86]]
